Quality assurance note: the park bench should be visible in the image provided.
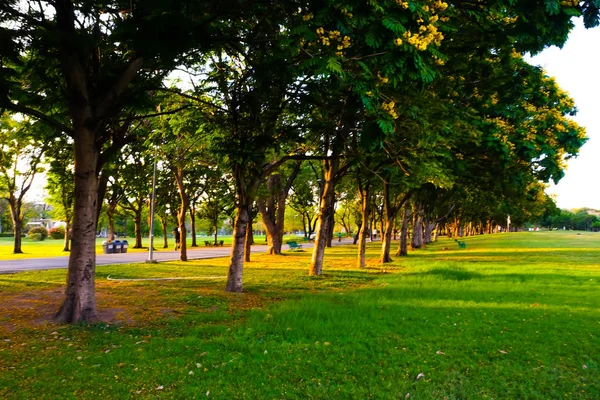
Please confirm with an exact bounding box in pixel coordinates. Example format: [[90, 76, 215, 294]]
[[217, 240, 224, 247], [456, 240, 466, 249], [287, 241, 303, 251], [204, 241, 211, 247]]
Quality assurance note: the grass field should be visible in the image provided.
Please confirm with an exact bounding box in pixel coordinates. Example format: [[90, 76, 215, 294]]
[[0, 234, 293, 260], [1, 231, 599, 399]]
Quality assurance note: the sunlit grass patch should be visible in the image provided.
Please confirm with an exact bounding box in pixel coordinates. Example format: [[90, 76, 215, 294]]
[[1, 231, 600, 398]]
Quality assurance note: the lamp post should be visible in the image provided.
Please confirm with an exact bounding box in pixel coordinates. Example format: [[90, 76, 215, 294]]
[[147, 159, 158, 263]]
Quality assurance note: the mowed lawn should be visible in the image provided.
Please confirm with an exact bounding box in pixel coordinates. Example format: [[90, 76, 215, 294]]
[[1, 231, 599, 399], [0, 235, 283, 260]]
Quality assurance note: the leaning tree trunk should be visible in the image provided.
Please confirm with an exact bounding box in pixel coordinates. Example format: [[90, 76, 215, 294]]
[[63, 219, 71, 252], [55, 126, 99, 324], [396, 205, 411, 256], [357, 181, 371, 268], [133, 207, 143, 248], [8, 199, 23, 254], [411, 203, 424, 249], [310, 159, 338, 276], [190, 206, 198, 247]]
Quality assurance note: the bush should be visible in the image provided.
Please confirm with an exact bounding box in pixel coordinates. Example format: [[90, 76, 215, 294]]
[[29, 233, 43, 241], [27, 226, 48, 241], [48, 226, 66, 239]]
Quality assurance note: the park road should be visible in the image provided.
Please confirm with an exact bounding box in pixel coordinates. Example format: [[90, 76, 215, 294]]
[[0, 238, 356, 274]]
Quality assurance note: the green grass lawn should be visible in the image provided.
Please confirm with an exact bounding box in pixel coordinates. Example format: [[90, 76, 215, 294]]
[[0, 234, 301, 260], [1, 231, 599, 399]]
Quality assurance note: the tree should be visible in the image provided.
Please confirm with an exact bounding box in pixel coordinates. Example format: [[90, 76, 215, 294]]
[[257, 161, 302, 254], [0, 114, 47, 253], [45, 136, 75, 251]]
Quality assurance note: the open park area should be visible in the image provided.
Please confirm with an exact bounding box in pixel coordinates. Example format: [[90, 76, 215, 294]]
[[1, 231, 599, 399]]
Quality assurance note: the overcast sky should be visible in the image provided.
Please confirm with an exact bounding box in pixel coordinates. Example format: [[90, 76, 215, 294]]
[[528, 19, 600, 210]]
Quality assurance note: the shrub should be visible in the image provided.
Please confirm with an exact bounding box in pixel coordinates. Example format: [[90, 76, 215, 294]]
[[27, 226, 48, 241], [48, 226, 66, 239], [29, 233, 43, 241]]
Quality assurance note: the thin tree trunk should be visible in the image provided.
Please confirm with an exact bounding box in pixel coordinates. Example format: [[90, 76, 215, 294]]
[[63, 219, 71, 252], [245, 217, 253, 262], [357, 180, 371, 268], [396, 205, 411, 256], [55, 126, 99, 324], [190, 206, 198, 247], [8, 199, 23, 254], [174, 167, 189, 261], [309, 159, 338, 276], [159, 214, 168, 248], [326, 211, 335, 248], [107, 209, 115, 241], [134, 207, 143, 248]]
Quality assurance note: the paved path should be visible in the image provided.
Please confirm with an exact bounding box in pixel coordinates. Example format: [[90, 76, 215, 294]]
[[0, 239, 355, 274]]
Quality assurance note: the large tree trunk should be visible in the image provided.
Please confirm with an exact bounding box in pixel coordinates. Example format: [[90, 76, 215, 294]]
[[396, 205, 411, 256], [309, 159, 338, 276], [357, 180, 371, 268], [133, 207, 143, 248], [411, 203, 424, 249], [190, 206, 198, 247], [55, 126, 99, 324], [63, 219, 71, 252], [8, 198, 23, 254]]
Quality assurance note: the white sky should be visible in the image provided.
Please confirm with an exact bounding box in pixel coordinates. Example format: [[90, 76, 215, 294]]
[[528, 19, 600, 210]]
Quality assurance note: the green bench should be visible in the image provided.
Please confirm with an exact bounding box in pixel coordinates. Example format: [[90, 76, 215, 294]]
[[287, 241, 303, 251], [456, 240, 466, 249]]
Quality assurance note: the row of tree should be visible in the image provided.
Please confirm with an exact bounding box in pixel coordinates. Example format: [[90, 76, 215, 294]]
[[1, 0, 596, 323]]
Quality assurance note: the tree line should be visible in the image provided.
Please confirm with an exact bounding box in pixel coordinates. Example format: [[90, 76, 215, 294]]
[[1, 0, 597, 323]]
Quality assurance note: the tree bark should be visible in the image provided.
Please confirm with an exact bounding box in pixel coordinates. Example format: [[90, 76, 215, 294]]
[[357, 179, 371, 268], [63, 219, 71, 252], [326, 211, 335, 247], [160, 215, 169, 248], [245, 216, 253, 262], [226, 202, 250, 292], [309, 158, 338, 276], [8, 198, 23, 254], [258, 162, 300, 255], [424, 220, 436, 244], [55, 126, 99, 324], [133, 207, 143, 248], [190, 206, 198, 247], [411, 202, 424, 249], [396, 205, 411, 256], [174, 166, 189, 261]]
